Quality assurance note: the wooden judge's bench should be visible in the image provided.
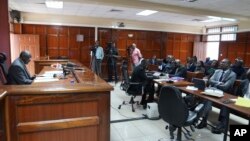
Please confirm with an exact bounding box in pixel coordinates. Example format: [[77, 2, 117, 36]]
[[0, 59, 113, 141]]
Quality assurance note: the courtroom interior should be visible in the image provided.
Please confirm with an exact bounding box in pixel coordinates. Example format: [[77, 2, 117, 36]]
[[1, 0, 250, 141]]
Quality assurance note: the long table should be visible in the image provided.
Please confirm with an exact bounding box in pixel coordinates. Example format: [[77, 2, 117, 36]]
[[178, 87, 250, 141], [1, 63, 113, 141]]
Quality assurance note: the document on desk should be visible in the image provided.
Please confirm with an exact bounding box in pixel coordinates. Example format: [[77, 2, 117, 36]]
[[201, 89, 224, 97], [34, 77, 59, 83], [154, 78, 169, 82], [235, 97, 250, 108]]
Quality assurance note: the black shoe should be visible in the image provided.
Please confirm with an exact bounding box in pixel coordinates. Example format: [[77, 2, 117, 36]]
[[196, 120, 207, 129], [211, 125, 225, 134]]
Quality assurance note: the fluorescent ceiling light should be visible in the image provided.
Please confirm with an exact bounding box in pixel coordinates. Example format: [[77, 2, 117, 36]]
[[201, 16, 236, 23], [136, 10, 158, 16], [45, 0, 63, 9]]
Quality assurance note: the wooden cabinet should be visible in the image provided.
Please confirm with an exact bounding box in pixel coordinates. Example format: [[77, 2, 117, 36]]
[[10, 34, 40, 75]]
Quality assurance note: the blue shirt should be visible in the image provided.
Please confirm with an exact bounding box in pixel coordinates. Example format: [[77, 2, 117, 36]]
[[95, 46, 104, 60]]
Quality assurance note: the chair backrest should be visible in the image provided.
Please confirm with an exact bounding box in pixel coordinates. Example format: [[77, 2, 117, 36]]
[[0, 53, 8, 84], [230, 79, 241, 95], [186, 71, 204, 82], [192, 78, 206, 91], [120, 60, 130, 90], [120, 60, 143, 95], [158, 86, 189, 127]]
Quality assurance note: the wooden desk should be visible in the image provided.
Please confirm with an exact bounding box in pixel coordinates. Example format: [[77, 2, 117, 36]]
[[154, 79, 193, 87], [2, 65, 113, 141], [178, 87, 250, 141], [34, 59, 69, 74]]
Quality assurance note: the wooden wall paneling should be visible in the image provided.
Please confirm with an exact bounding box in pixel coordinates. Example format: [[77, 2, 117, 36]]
[[98, 28, 112, 47], [35, 25, 46, 34], [245, 42, 250, 67], [39, 35, 47, 57], [69, 48, 80, 60], [22, 24, 35, 34], [13, 23, 22, 34], [236, 42, 246, 60], [58, 26, 68, 35], [47, 26, 59, 34], [227, 42, 237, 62], [181, 34, 188, 42], [166, 38, 174, 56], [218, 42, 228, 61], [137, 31, 146, 40], [47, 35, 58, 58], [173, 41, 180, 59], [59, 35, 68, 47], [80, 38, 93, 66], [237, 32, 248, 42]]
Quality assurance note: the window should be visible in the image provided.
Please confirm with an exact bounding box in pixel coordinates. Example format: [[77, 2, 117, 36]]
[[207, 27, 220, 34], [206, 42, 219, 60], [221, 34, 236, 41], [205, 25, 238, 59], [207, 35, 220, 41]]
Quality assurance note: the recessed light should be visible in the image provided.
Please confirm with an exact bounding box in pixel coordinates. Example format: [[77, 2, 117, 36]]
[[45, 0, 63, 9], [136, 10, 158, 16]]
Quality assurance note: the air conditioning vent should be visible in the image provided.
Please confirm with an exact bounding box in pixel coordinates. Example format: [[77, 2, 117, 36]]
[[192, 19, 203, 22], [110, 9, 123, 12]]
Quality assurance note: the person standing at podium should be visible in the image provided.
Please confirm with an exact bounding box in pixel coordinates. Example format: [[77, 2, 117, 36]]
[[7, 50, 36, 84]]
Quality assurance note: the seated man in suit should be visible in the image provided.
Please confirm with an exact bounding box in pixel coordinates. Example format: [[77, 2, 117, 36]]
[[169, 59, 187, 78], [197, 58, 236, 130], [149, 55, 157, 65], [130, 59, 155, 108], [231, 57, 245, 79], [211, 68, 250, 134], [7, 50, 36, 84]]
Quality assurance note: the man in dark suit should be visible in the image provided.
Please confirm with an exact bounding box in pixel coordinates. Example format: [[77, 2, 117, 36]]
[[169, 59, 187, 78], [7, 50, 36, 84], [106, 42, 119, 82], [149, 55, 157, 65], [130, 59, 155, 108], [197, 58, 236, 130]]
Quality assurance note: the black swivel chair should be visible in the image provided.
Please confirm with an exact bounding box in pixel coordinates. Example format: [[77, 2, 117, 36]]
[[158, 86, 204, 141], [0, 52, 8, 84], [118, 60, 143, 112]]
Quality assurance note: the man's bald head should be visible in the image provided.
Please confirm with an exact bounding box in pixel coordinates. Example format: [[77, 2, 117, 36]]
[[20, 50, 32, 64]]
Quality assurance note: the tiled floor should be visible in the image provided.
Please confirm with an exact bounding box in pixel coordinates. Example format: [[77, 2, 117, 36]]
[[109, 82, 248, 141]]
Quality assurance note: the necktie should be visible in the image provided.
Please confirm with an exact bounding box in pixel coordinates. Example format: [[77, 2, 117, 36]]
[[219, 71, 224, 82]]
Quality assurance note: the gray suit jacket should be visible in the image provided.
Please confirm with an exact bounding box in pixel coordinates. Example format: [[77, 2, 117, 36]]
[[7, 58, 33, 84], [209, 69, 236, 92]]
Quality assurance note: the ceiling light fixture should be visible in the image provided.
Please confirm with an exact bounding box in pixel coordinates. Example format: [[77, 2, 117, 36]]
[[45, 0, 63, 9], [136, 10, 158, 16], [201, 16, 236, 23]]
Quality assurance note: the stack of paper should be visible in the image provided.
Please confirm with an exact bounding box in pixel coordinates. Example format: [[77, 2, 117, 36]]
[[235, 97, 250, 108]]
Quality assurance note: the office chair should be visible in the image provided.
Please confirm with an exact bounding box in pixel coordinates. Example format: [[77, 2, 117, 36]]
[[118, 60, 143, 112], [158, 86, 204, 141], [186, 71, 204, 82], [192, 78, 206, 91], [0, 52, 8, 84]]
